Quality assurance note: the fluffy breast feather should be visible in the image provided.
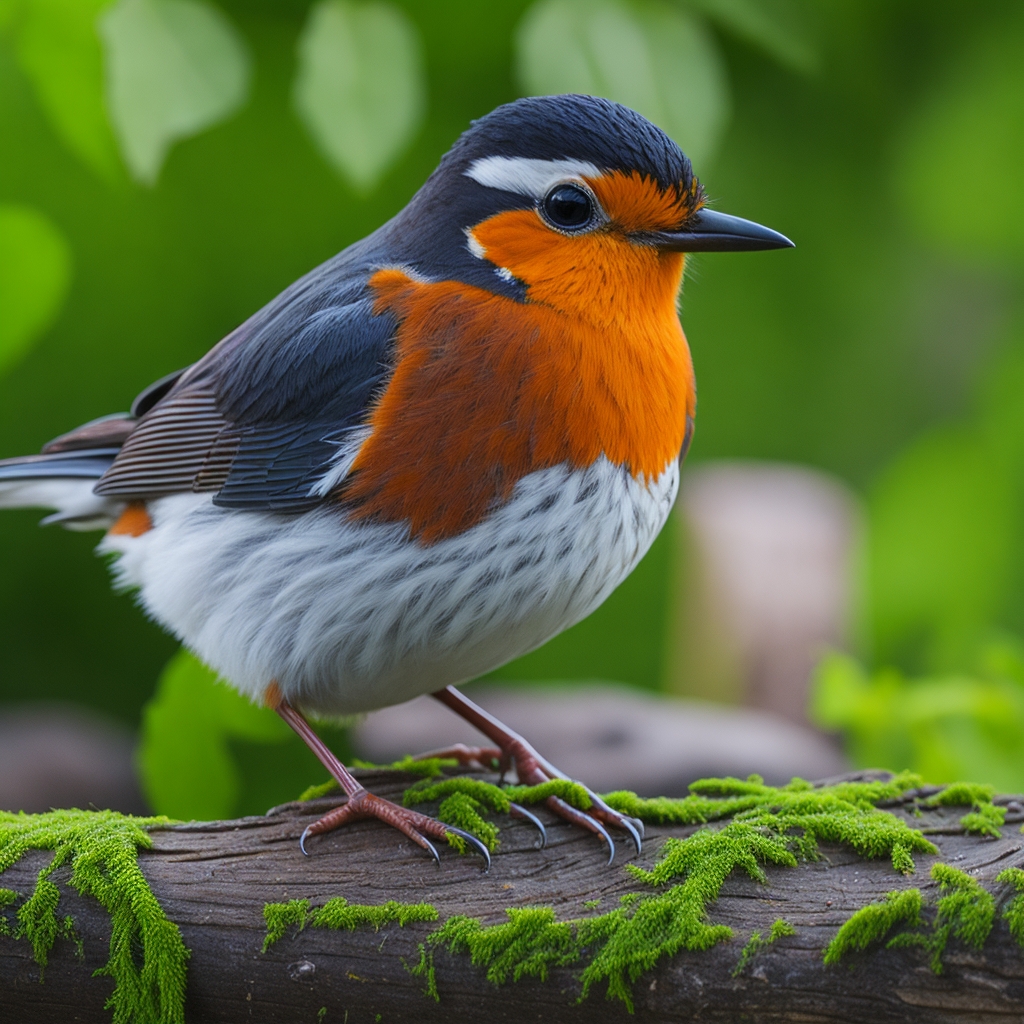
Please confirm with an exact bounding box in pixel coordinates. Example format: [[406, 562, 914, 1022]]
[[100, 458, 678, 716]]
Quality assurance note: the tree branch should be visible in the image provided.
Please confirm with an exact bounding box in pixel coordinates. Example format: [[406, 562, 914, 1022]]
[[2, 769, 1023, 1023]]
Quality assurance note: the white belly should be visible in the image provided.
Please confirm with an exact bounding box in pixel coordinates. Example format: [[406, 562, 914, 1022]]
[[100, 456, 679, 716]]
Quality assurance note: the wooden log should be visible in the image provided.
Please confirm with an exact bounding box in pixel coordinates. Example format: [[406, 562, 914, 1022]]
[[2, 769, 1023, 1023]]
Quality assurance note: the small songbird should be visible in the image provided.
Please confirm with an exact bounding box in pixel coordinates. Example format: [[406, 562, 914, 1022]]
[[0, 95, 791, 865]]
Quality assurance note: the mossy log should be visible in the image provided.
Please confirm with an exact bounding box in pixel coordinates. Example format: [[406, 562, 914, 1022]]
[[2, 769, 1023, 1023]]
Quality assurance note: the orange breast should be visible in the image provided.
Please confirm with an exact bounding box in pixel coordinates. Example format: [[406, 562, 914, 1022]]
[[344, 232, 694, 543]]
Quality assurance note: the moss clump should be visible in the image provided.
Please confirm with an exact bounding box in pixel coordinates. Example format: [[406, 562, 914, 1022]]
[[262, 896, 438, 952], [0, 808, 188, 1024], [888, 863, 995, 972], [827, 864, 996, 973], [732, 917, 796, 976], [411, 774, 935, 1010], [823, 889, 923, 965], [923, 783, 1006, 837], [996, 867, 1024, 946]]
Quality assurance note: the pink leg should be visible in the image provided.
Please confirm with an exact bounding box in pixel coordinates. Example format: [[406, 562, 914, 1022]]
[[267, 684, 489, 867], [431, 685, 643, 863]]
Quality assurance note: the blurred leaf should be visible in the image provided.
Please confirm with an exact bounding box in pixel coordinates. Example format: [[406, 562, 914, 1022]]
[[686, 0, 818, 75], [98, 0, 251, 186], [13, 0, 122, 180], [293, 0, 425, 192], [811, 651, 1024, 792], [139, 649, 291, 820], [895, 14, 1024, 258], [0, 204, 72, 376], [516, 0, 729, 168]]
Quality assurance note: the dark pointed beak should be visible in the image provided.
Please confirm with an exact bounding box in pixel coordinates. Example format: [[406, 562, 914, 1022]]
[[647, 208, 794, 252]]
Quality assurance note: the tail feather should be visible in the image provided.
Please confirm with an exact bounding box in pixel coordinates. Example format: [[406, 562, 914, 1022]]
[[0, 448, 123, 530]]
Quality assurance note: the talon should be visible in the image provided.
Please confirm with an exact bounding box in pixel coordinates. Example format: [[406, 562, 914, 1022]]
[[446, 826, 491, 870], [509, 801, 547, 848], [618, 815, 643, 856], [420, 834, 441, 866], [628, 815, 645, 840], [549, 795, 616, 864], [299, 826, 313, 856]]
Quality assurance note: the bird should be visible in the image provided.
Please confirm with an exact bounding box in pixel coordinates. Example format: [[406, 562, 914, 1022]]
[[0, 94, 792, 866]]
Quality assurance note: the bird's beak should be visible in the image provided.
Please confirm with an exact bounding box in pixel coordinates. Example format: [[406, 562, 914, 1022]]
[[648, 208, 794, 252]]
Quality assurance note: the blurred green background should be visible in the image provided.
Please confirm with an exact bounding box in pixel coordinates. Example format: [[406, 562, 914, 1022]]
[[2, 0, 1023, 817]]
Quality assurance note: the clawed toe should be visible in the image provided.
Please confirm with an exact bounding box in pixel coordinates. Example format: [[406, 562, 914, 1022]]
[[297, 787, 490, 868]]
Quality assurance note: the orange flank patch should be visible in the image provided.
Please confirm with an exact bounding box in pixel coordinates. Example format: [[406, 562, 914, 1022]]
[[345, 201, 695, 542], [263, 681, 283, 710], [108, 501, 152, 537]]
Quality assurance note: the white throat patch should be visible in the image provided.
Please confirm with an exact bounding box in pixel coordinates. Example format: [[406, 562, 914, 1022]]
[[465, 156, 602, 200]]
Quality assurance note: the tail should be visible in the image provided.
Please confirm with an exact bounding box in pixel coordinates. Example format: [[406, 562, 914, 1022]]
[[0, 448, 123, 530]]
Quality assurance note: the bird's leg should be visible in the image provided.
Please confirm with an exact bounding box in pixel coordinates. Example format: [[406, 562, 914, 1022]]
[[265, 683, 489, 866], [430, 685, 643, 862]]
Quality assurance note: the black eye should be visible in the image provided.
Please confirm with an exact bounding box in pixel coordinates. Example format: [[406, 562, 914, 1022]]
[[542, 184, 594, 230]]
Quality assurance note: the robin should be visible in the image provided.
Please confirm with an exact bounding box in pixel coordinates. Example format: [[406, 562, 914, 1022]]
[[0, 95, 792, 866]]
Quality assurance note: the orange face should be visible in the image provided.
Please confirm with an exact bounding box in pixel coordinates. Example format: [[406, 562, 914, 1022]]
[[344, 172, 698, 543]]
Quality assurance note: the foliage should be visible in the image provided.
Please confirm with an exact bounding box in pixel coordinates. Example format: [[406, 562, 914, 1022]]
[[812, 650, 1024, 794], [98, 0, 251, 185], [139, 649, 353, 820], [294, 0, 425, 191], [0, 203, 70, 374], [0, 808, 188, 1024]]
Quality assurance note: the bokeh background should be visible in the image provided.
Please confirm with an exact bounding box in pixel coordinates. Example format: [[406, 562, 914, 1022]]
[[2, 0, 1023, 819]]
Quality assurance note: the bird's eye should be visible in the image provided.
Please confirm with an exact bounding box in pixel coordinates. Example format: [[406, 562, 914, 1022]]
[[542, 184, 594, 230]]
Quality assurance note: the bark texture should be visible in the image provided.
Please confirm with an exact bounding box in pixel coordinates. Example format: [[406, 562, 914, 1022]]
[[2, 769, 1023, 1023]]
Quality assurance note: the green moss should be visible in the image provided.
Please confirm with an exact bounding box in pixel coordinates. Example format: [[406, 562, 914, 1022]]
[[996, 867, 1024, 946], [888, 863, 995, 972], [262, 896, 438, 952], [282, 771, 1001, 1008], [923, 782, 1006, 837], [732, 918, 796, 976], [0, 808, 188, 1024], [823, 889, 923, 965]]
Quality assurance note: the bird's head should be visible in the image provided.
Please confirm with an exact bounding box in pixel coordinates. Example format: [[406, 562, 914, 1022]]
[[387, 94, 792, 323]]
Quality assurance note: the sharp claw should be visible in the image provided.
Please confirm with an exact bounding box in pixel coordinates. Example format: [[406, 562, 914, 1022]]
[[601, 823, 616, 865], [299, 826, 313, 856], [618, 815, 643, 856], [509, 801, 547, 848], [628, 815, 645, 840], [446, 826, 492, 871], [420, 833, 441, 866]]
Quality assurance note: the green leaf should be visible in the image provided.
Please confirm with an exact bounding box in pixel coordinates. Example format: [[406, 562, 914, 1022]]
[[293, 0, 425, 192], [138, 649, 291, 820], [687, 0, 818, 76], [98, 0, 251, 185], [0, 204, 72, 376], [13, 0, 122, 180], [894, 13, 1024, 258], [516, 0, 729, 168]]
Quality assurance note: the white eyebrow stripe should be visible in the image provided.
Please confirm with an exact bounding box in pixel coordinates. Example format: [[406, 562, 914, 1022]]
[[465, 156, 603, 200]]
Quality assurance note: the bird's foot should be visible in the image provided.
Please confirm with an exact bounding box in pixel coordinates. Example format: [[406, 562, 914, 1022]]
[[300, 786, 490, 868], [501, 736, 643, 863]]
